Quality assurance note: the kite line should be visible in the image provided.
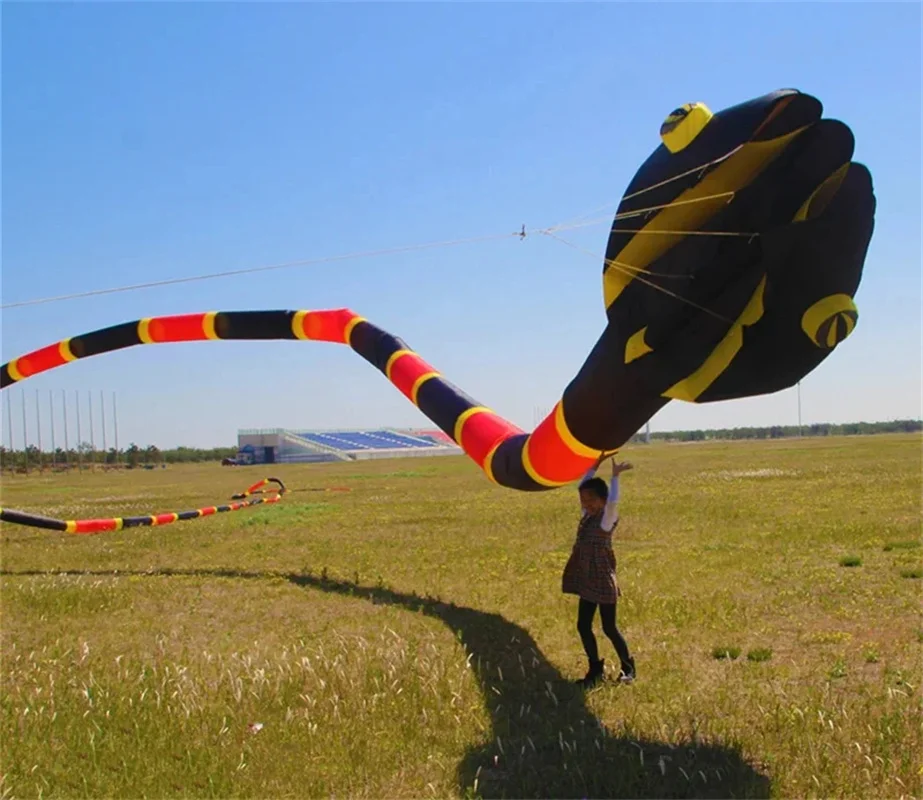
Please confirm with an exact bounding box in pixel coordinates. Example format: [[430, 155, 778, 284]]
[[2, 146, 755, 312]]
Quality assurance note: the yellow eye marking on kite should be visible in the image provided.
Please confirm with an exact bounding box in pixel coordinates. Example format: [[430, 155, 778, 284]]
[[802, 295, 858, 348], [660, 102, 713, 153]]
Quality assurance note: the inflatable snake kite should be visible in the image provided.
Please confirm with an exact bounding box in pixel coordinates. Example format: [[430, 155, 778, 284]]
[[0, 89, 876, 507]]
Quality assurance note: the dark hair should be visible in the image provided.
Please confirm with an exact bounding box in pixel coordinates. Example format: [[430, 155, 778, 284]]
[[579, 477, 608, 501]]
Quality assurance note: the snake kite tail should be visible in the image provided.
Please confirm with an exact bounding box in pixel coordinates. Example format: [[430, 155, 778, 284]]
[[0, 478, 286, 534]]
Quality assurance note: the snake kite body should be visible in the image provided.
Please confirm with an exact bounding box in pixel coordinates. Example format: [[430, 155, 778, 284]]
[[0, 88, 875, 505], [0, 478, 286, 534]]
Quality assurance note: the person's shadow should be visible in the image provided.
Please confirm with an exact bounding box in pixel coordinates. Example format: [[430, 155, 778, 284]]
[[288, 570, 770, 799], [4, 567, 771, 798]]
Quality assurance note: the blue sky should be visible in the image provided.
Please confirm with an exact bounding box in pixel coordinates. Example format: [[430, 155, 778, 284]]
[[2, 2, 920, 450]]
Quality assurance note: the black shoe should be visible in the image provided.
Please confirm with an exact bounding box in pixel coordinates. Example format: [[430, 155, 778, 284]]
[[576, 658, 605, 688]]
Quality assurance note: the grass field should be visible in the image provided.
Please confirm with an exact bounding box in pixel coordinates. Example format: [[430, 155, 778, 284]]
[[1, 434, 921, 799]]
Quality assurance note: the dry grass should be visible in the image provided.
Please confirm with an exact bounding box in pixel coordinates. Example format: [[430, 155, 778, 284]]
[[1, 434, 921, 798]]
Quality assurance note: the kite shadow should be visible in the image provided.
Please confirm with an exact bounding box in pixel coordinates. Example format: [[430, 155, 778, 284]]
[[4, 567, 771, 798]]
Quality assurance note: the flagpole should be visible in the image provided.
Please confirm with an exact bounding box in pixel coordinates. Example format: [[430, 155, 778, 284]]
[[49, 390, 56, 467], [88, 391, 95, 466], [22, 391, 28, 473], [35, 390, 42, 470], [113, 392, 120, 466], [62, 389, 70, 466], [76, 389, 83, 470]]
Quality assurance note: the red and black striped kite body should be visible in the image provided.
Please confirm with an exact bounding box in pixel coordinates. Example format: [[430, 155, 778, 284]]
[[0, 478, 285, 535]]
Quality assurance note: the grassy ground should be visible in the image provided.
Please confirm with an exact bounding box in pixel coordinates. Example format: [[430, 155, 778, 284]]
[[1, 434, 920, 799]]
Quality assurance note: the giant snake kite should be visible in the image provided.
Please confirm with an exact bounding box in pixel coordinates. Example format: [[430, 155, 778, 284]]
[[0, 89, 875, 531]]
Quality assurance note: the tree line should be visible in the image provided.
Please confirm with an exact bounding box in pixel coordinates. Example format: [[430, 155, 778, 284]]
[[1, 419, 919, 472], [0, 443, 237, 472], [627, 419, 921, 443]]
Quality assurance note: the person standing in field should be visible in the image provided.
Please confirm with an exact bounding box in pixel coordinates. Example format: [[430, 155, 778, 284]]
[[562, 452, 636, 688]]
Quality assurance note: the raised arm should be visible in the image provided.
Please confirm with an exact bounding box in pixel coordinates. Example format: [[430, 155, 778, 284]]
[[578, 452, 609, 513], [600, 460, 632, 532]]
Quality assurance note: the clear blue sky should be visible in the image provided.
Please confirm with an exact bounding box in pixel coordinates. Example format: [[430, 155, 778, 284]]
[[2, 2, 920, 450]]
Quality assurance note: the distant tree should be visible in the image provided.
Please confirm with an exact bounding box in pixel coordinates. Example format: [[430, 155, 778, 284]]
[[126, 443, 142, 469]]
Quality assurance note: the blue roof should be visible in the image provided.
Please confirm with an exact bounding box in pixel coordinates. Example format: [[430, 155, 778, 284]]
[[296, 429, 441, 452]]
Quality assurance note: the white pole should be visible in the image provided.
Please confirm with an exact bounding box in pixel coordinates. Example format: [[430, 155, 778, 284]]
[[100, 389, 107, 462], [21, 391, 28, 472], [89, 391, 95, 465], [113, 392, 119, 465], [35, 389, 42, 470], [6, 392, 13, 453], [49, 390, 56, 466], [75, 389, 83, 470], [5, 393, 13, 471], [62, 389, 70, 465]]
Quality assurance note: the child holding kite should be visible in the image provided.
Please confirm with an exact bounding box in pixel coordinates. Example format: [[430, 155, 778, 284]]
[[562, 453, 636, 688]]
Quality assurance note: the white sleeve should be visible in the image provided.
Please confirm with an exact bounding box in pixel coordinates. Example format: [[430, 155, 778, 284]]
[[600, 475, 620, 531]]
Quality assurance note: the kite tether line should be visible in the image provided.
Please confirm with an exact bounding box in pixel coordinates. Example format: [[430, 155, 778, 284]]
[[0, 477, 286, 535], [2, 146, 753, 313]]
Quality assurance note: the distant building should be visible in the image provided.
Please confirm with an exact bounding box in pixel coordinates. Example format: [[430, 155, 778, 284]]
[[235, 427, 461, 465]]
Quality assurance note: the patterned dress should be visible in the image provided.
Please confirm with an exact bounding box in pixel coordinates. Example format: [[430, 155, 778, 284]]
[[561, 508, 621, 605]]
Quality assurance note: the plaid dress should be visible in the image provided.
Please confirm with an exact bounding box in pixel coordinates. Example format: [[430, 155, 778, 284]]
[[561, 509, 621, 605]]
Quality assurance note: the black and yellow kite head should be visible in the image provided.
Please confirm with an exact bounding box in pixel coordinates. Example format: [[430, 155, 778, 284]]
[[558, 89, 875, 454]]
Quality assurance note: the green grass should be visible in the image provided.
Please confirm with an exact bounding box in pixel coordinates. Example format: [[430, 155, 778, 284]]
[[828, 657, 848, 680], [883, 540, 921, 551], [839, 555, 862, 567], [747, 647, 773, 663], [863, 644, 880, 664], [1, 433, 921, 798]]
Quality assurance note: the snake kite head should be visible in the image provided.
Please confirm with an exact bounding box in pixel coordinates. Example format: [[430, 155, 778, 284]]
[[599, 88, 875, 404], [558, 89, 875, 453]]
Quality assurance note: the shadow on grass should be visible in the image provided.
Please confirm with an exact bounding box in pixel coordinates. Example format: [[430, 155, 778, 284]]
[[4, 567, 770, 798]]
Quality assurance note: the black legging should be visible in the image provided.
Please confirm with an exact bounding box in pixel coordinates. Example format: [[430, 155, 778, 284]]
[[577, 598, 632, 668]]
